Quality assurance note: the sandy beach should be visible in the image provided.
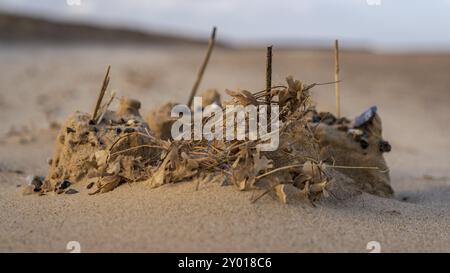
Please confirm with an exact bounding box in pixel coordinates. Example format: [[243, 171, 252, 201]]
[[0, 45, 449, 252]]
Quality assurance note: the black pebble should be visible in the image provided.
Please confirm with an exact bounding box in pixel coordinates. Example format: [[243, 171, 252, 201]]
[[379, 140, 391, 153], [28, 176, 44, 192], [88, 119, 95, 125], [57, 180, 71, 190], [360, 138, 369, 149], [86, 182, 95, 189], [115, 127, 122, 134], [65, 189, 79, 195], [312, 115, 321, 123], [66, 127, 76, 134], [124, 128, 135, 133]]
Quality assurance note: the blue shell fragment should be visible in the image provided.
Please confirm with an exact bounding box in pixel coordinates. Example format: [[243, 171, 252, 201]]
[[354, 106, 377, 128]]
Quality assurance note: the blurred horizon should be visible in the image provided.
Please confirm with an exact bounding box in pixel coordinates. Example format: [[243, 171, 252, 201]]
[[1, 0, 450, 52]]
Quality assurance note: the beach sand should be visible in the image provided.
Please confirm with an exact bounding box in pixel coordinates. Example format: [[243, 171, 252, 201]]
[[0, 45, 449, 252]]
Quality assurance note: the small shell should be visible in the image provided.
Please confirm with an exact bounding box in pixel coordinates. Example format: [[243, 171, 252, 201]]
[[126, 119, 136, 126]]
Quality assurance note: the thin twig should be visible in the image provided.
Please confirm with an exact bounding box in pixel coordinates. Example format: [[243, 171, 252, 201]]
[[187, 26, 217, 107], [256, 164, 304, 180], [251, 189, 270, 203], [92, 65, 111, 121], [110, 145, 168, 157], [334, 40, 340, 118]]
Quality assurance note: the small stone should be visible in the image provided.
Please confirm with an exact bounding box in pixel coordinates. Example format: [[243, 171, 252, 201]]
[[86, 182, 95, 189], [55, 180, 71, 191], [25, 175, 44, 192], [319, 112, 336, 125], [65, 189, 79, 195], [66, 127, 76, 133], [115, 127, 122, 134], [312, 115, 321, 123], [379, 140, 391, 153], [360, 136, 369, 149], [124, 127, 135, 133]]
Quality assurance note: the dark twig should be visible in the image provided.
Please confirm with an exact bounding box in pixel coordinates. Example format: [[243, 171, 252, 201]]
[[334, 40, 340, 118], [265, 45, 273, 105]]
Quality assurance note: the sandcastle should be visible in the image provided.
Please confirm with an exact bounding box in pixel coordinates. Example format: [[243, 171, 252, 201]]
[[25, 29, 394, 204]]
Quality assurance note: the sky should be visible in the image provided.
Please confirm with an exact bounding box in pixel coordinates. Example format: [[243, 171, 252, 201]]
[[1, 0, 450, 51]]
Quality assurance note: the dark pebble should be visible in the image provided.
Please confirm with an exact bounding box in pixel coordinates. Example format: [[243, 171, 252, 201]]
[[319, 112, 336, 125], [86, 182, 95, 189], [65, 189, 79, 195], [66, 127, 76, 134], [88, 119, 95, 125], [360, 136, 369, 149], [124, 128, 135, 133], [115, 127, 122, 134], [312, 115, 321, 123], [27, 175, 44, 192], [56, 180, 71, 190], [379, 140, 391, 153]]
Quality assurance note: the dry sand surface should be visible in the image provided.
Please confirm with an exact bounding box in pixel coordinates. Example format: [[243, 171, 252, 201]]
[[0, 45, 449, 252]]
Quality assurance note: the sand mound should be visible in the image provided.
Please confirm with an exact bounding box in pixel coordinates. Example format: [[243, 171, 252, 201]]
[[313, 110, 393, 197], [44, 97, 161, 193]]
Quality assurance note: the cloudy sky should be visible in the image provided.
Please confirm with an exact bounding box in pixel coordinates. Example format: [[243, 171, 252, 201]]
[[1, 0, 450, 51]]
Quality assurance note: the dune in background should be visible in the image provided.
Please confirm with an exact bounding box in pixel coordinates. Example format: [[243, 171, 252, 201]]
[[0, 12, 211, 46]]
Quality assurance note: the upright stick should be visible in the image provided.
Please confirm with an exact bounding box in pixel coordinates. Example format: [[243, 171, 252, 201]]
[[334, 39, 341, 118], [92, 65, 111, 121], [266, 45, 273, 105], [187, 26, 217, 108]]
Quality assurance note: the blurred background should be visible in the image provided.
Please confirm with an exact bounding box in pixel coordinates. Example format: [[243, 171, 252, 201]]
[[2, 0, 450, 51]]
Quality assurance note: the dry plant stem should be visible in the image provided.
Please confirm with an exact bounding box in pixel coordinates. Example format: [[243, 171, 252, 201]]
[[187, 26, 217, 107], [255, 163, 387, 181], [92, 65, 111, 121], [266, 45, 273, 104], [109, 145, 168, 157], [256, 164, 304, 180], [96, 91, 116, 125], [334, 40, 341, 118]]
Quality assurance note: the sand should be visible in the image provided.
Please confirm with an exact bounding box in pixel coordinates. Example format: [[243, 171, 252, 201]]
[[0, 45, 449, 252]]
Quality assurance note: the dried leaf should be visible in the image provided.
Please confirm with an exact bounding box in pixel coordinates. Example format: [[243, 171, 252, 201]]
[[253, 154, 273, 175], [225, 89, 258, 106], [89, 175, 121, 194]]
